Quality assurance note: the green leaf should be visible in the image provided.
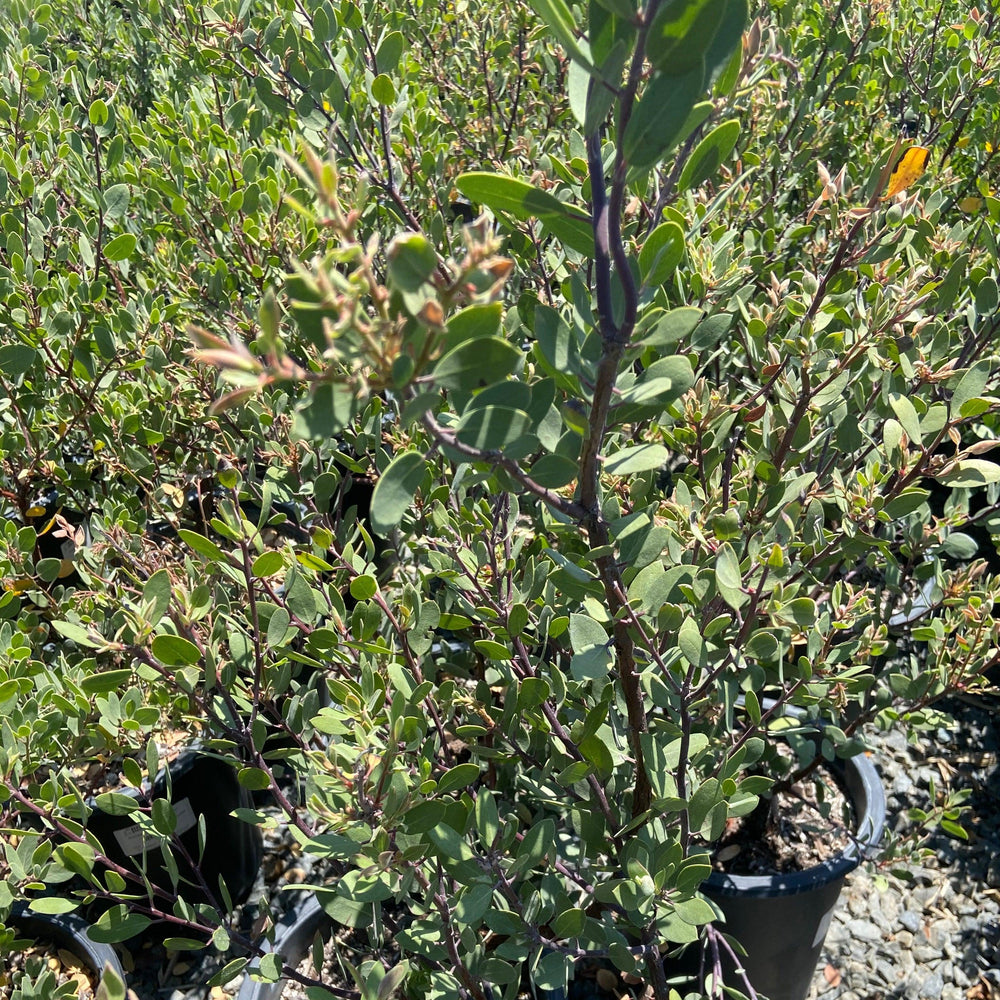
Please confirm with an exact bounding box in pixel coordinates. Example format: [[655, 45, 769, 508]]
[[437, 763, 481, 795], [579, 732, 614, 777], [704, 0, 747, 83], [433, 337, 522, 391], [475, 789, 500, 847], [258, 953, 283, 982], [162, 938, 209, 952], [0, 344, 37, 378], [176, 530, 226, 561], [456, 406, 531, 450], [639, 221, 684, 287], [647, 0, 727, 75], [515, 817, 555, 870], [636, 307, 704, 348], [152, 799, 177, 837], [672, 895, 718, 926], [937, 460, 1000, 488], [94, 792, 140, 816], [778, 598, 817, 626], [89, 906, 152, 943], [454, 883, 495, 925], [678, 119, 741, 191], [96, 965, 127, 1000], [28, 897, 78, 914], [678, 615, 705, 667], [715, 543, 747, 609], [568, 42, 628, 135], [529, 453, 578, 487], [51, 621, 100, 648], [388, 233, 437, 291], [375, 31, 405, 73], [474, 639, 511, 660], [569, 613, 612, 680], [102, 184, 130, 221], [445, 303, 503, 345], [455, 173, 594, 256], [225, 99, 249, 128], [252, 551, 284, 577], [88, 98, 109, 125], [81, 669, 134, 695], [103, 233, 137, 261], [550, 907, 587, 938], [951, 360, 991, 413], [207, 958, 248, 989], [592, 0, 636, 15], [940, 819, 968, 840], [687, 777, 721, 832], [370, 450, 426, 535], [976, 276, 999, 315], [426, 823, 476, 864], [152, 634, 201, 666], [237, 767, 272, 790], [889, 392, 922, 444], [350, 574, 378, 601], [376, 963, 410, 1000], [604, 443, 671, 475], [623, 67, 708, 170], [142, 568, 172, 627], [372, 73, 396, 105], [292, 381, 360, 440]]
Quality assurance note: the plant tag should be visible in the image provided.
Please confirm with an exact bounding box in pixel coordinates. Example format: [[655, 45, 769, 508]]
[[113, 797, 198, 856]]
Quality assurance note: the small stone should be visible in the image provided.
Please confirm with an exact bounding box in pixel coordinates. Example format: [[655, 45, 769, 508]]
[[953, 967, 971, 988], [928, 917, 959, 949], [987, 856, 1000, 889], [874, 959, 896, 984], [912, 942, 941, 962], [940, 986, 963, 1000], [892, 774, 913, 795], [918, 972, 944, 998], [844, 919, 882, 943], [895, 930, 913, 948], [899, 910, 922, 932]]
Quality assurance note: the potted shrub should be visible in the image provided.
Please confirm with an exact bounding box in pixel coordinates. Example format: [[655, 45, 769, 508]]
[[186, 0, 1000, 995], [188, 0, 1000, 995], [4, 0, 997, 998], [187, 0, 1000, 995]]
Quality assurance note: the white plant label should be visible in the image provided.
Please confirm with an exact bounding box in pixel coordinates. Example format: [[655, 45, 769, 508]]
[[113, 797, 198, 857]]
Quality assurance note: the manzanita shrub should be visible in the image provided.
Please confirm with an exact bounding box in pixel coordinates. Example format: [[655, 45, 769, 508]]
[[3, 0, 1000, 999]]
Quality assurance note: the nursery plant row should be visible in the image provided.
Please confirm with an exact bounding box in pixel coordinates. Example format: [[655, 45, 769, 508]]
[[2, 1, 1000, 1000]]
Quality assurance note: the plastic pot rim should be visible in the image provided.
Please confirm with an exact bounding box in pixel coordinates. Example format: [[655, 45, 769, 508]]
[[9, 900, 126, 985], [705, 706, 887, 898]]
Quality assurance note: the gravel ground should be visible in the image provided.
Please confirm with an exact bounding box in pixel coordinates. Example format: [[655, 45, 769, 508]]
[[809, 695, 1000, 1000]]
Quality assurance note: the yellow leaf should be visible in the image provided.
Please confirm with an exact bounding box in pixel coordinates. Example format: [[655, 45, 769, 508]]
[[882, 145, 930, 199], [959, 196, 984, 213]]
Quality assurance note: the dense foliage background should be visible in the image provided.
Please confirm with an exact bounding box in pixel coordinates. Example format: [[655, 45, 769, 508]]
[[2, 0, 1000, 998]]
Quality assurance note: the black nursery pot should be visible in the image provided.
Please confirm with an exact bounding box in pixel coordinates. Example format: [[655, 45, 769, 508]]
[[86, 749, 262, 909], [697, 744, 886, 1000], [8, 900, 126, 988], [238, 893, 329, 1000]]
